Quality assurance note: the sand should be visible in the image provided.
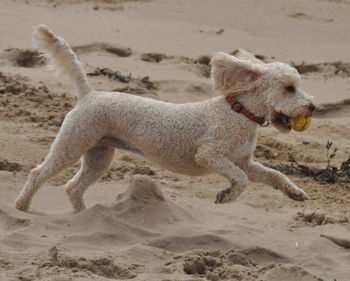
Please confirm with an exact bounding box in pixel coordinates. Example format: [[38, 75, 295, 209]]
[[1, 0, 350, 280]]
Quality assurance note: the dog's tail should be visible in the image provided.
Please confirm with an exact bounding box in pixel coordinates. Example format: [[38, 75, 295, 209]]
[[33, 25, 91, 98]]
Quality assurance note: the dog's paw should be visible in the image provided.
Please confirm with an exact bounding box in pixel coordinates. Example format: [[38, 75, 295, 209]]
[[65, 187, 86, 212], [285, 188, 308, 202], [14, 197, 30, 212], [215, 188, 237, 204]]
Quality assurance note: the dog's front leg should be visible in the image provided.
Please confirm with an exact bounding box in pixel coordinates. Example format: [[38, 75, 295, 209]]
[[246, 161, 308, 201], [196, 149, 248, 203]]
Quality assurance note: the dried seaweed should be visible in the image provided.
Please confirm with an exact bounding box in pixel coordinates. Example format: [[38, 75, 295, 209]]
[[265, 142, 350, 186], [87, 67, 131, 82], [87, 67, 157, 91]]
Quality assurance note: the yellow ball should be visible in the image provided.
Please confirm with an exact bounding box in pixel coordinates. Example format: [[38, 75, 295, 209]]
[[290, 116, 312, 132]]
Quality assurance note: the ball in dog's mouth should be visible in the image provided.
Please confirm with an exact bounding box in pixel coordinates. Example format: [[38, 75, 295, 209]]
[[289, 116, 312, 132], [270, 110, 312, 133]]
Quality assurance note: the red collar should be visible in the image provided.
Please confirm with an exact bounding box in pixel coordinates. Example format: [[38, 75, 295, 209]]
[[225, 96, 269, 127]]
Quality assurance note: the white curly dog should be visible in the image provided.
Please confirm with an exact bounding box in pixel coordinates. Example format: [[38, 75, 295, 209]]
[[15, 25, 315, 212]]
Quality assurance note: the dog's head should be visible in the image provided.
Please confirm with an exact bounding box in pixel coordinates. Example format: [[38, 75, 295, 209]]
[[210, 50, 315, 133]]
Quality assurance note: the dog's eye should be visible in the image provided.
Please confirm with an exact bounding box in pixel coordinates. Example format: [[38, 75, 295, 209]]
[[285, 85, 296, 93]]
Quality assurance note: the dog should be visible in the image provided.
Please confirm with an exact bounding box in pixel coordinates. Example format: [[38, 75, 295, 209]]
[[15, 25, 315, 212]]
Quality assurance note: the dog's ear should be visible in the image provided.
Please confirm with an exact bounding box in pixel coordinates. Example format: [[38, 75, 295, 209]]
[[234, 49, 264, 64], [210, 52, 264, 95]]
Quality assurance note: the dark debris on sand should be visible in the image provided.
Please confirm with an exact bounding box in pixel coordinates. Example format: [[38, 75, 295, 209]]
[[265, 156, 350, 186], [295, 211, 349, 225], [0, 159, 23, 172], [292, 61, 350, 77], [5, 48, 46, 68], [264, 140, 350, 186], [87, 67, 158, 96], [140, 53, 171, 63], [88, 67, 132, 82], [88, 67, 157, 89]]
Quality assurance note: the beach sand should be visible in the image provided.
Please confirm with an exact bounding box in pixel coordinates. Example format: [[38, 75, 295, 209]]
[[0, 0, 350, 280]]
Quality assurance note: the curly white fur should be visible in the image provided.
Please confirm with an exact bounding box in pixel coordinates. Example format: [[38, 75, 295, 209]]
[[15, 25, 315, 212], [33, 25, 91, 97]]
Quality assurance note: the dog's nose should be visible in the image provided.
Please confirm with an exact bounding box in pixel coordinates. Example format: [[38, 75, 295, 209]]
[[308, 103, 316, 112]]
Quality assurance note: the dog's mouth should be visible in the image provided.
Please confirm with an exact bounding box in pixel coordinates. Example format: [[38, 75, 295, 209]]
[[269, 110, 291, 133]]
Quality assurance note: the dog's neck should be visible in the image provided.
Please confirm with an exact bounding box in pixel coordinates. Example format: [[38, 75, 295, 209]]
[[229, 91, 269, 120]]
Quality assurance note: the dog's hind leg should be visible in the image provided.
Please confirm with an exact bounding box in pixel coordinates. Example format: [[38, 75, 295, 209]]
[[65, 146, 115, 212], [15, 115, 98, 212]]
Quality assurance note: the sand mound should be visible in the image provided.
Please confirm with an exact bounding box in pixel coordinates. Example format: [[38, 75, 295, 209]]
[[111, 175, 194, 226], [62, 175, 194, 247], [116, 175, 165, 202]]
